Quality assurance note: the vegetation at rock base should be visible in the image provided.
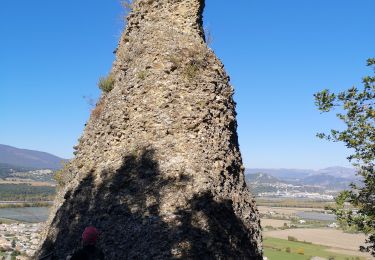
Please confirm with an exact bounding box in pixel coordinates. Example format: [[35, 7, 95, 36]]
[[98, 73, 115, 93], [314, 58, 375, 256]]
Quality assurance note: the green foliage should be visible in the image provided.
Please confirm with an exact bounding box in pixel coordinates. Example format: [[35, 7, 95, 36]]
[[315, 58, 375, 256], [54, 162, 72, 187], [137, 70, 147, 80], [0, 202, 51, 208], [54, 168, 65, 186], [98, 74, 115, 93], [288, 236, 298, 242], [257, 198, 334, 209], [0, 184, 55, 201], [183, 61, 200, 80]]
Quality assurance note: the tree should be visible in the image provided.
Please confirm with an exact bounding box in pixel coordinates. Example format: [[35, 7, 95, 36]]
[[314, 58, 375, 256]]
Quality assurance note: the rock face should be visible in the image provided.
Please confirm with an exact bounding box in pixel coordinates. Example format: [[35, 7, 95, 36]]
[[35, 0, 263, 259]]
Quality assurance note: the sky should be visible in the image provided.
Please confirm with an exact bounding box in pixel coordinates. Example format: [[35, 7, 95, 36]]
[[0, 0, 374, 169]]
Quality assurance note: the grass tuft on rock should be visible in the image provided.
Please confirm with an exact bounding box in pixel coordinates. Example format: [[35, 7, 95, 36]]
[[98, 74, 115, 93]]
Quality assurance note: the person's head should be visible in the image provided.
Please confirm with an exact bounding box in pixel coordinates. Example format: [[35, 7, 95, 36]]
[[82, 226, 99, 246]]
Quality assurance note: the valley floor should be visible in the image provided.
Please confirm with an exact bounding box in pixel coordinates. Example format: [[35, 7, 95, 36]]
[[264, 229, 371, 259]]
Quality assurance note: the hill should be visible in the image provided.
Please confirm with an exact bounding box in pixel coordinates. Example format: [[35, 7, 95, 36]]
[[246, 167, 356, 182], [245, 167, 358, 198], [0, 162, 35, 178], [0, 144, 66, 170], [245, 173, 286, 185], [301, 174, 353, 189]]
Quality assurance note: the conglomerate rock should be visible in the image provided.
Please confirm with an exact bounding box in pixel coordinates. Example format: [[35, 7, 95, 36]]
[[35, 0, 263, 259]]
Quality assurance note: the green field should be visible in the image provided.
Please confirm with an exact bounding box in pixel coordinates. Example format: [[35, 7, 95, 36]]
[[264, 237, 364, 260], [257, 198, 335, 209], [0, 183, 55, 201]]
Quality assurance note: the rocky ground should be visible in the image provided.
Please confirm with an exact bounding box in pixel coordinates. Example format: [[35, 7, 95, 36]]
[[0, 223, 41, 258]]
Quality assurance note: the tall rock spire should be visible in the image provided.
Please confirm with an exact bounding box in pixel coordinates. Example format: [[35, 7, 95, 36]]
[[35, 0, 263, 258]]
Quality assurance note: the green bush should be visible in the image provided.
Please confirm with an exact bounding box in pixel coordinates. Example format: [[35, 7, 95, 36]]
[[54, 162, 71, 187], [296, 248, 304, 255], [183, 62, 200, 79], [287, 236, 298, 242], [98, 74, 115, 93], [137, 70, 147, 80]]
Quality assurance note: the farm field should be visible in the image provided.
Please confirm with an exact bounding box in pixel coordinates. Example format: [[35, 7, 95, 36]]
[[0, 180, 55, 186], [0, 183, 55, 201], [0, 207, 49, 223], [261, 218, 291, 228], [259, 206, 329, 215], [257, 199, 335, 209], [264, 229, 371, 259], [263, 237, 367, 260]]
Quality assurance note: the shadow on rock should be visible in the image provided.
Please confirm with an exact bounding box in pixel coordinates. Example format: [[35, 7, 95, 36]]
[[37, 148, 261, 259]]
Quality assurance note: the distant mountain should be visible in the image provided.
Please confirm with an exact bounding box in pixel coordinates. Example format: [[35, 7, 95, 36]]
[[245, 173, 286, 185], [301, 174, 352, 189], [0, 144, 66, 170], [245, 167, 357, 181], [0, 162, 35, 179], [245, 173, 288, 195], [316, 166, 357, 179], [245, 167, 357, 191], [245, 168, 312, 181]]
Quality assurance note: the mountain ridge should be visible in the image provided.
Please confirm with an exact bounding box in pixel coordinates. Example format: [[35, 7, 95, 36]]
[[245, 166, 356, 180], [245, 167, 358, 191], [0, 144, 66, 170]]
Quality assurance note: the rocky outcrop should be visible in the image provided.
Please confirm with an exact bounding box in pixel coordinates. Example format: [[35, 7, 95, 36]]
[[35, 0, 263, 259]]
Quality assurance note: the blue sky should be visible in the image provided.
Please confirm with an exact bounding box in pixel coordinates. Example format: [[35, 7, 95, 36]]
[[0, 0, 374, 169]]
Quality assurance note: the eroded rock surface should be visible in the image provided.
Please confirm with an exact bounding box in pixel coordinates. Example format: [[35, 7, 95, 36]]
[[35, 0, 263, 259]]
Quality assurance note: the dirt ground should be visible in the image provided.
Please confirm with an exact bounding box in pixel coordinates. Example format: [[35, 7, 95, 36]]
[[264, 228, 372, 259], [258, 206, 325, 215], [261, 218, 291, 228]]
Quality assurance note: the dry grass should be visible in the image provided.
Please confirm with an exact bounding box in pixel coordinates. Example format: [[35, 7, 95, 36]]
[[261, 219, 291, 228], [91, 99, 105, 120]]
